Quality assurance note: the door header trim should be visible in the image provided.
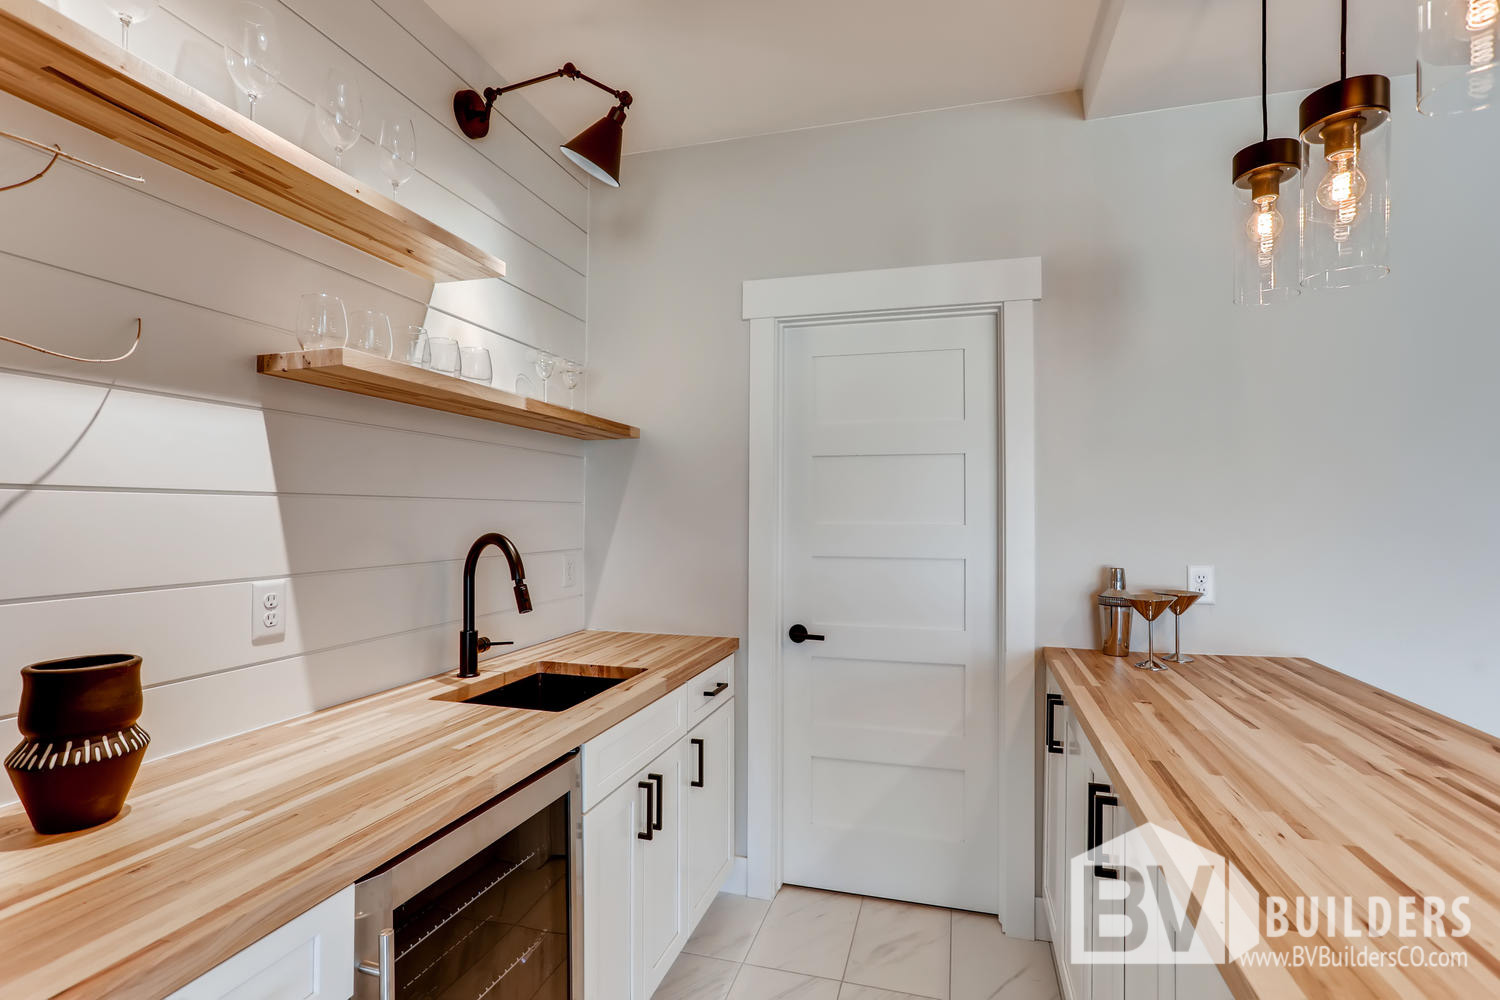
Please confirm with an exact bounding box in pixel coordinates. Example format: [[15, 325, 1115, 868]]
[[742, 257, 1042, 320]]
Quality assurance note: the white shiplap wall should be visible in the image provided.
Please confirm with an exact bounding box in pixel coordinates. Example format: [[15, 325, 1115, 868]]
[[0, 0, 594, 792]]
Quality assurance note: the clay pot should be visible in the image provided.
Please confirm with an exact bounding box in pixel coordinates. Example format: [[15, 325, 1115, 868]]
[[4, 653, 149, 834]]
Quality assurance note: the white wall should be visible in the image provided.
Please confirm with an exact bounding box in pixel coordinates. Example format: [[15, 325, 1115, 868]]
[[0, 0, 594, 788], [586, 82, 1500, 852]]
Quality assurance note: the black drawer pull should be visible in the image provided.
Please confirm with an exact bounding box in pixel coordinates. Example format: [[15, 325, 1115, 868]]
[[637, 781, 654, 841], [1087, 781, 1120, 879], [649, 772, 664, 831], [1045, 693, 1064, 755], [788, 624, 824, 643], [703, 682, 728, 698], [691, 738, 706, 788]]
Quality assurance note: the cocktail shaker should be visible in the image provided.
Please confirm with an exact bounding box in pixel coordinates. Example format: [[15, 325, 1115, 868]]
[[1098, 567, 1133, 656]]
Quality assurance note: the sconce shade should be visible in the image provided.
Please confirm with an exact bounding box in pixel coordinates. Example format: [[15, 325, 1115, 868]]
[[561, 105, 626, 188]]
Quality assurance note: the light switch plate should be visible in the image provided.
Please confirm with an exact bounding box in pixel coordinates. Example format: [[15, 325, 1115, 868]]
[[252, 580, 287, 641]]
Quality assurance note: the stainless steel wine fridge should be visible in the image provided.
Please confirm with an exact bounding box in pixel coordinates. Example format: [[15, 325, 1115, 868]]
[[353, 752, 582, 1000]]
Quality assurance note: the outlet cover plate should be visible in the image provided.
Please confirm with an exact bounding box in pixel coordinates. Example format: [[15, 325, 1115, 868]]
[[1186, 565, 1215, 605], [252, 580, 287, 641]]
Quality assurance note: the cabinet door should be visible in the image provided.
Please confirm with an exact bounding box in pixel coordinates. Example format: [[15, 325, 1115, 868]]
[[1087, 758, 1126, 1000], [1042, 675, 1068, 944], [583, 774, 644, 1000], [637, 747, 685, 998], [682, 701, 735, 926], [1060, 714, 1092, 1000]]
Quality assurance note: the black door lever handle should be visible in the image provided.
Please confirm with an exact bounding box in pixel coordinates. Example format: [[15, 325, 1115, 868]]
[[788, 624, 824, 643]]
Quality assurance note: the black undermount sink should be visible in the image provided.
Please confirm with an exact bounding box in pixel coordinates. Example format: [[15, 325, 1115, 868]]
[[459, 661, 642, 712]]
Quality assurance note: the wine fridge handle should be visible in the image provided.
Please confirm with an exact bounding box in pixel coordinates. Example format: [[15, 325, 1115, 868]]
[[356, 927, 395, 1000]]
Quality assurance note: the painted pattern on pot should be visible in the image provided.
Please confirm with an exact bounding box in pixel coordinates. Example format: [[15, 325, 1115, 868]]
[[4, 653, 149, 835]]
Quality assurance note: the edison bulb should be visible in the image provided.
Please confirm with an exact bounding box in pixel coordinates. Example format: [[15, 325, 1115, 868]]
[[1468, 0, 1498, 32], [1316, 151, 1366, 223], [1245, 195, 1284, 255]]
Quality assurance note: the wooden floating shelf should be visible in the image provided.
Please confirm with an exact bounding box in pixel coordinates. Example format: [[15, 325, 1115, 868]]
[[258, 349, 640, 440], [0, 0, 506, 283]]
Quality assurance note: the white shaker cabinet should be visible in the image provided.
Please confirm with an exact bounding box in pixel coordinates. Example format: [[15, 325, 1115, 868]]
[[1042, 669, 1233, 1000], [581, 656, 736, 1000], [164, 886, 354, 1000]]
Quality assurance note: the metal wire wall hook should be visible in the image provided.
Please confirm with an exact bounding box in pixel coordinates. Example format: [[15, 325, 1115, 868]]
[[0, 129, 146, 189], [0, 318, 143, 364]]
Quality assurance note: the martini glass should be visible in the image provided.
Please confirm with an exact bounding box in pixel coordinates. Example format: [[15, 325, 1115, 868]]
[[1127, 592, 1175, 671], [1156, 589, 1202, 664]]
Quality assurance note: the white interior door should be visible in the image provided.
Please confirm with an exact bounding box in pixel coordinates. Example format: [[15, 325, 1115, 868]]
[[781, 311, 999, 912]]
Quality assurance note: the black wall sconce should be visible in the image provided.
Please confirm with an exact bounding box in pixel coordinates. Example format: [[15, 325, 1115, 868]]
[[454, 63, 633, 188]]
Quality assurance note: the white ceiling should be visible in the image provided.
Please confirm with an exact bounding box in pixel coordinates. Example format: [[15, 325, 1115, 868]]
[[426, 0, 1415, 156]]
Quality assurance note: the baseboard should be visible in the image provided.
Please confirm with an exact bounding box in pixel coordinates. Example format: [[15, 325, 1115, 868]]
[[1033, 896, 1052, 942], [721, 856, 749, 895]]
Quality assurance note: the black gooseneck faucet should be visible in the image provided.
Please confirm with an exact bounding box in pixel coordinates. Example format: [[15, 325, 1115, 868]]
[[459, 533, 533, 678]]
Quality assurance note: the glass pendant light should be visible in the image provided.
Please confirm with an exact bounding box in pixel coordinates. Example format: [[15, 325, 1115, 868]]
[[1233, 0, 1300, 305], [1299, 0, 1392, 289], [1418, 0, 1499, 114]]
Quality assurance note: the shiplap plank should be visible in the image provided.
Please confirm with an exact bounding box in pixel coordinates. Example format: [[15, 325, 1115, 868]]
[[0, 371, 584, 500], [0, 562, 582, 724], [0, 252, 586, 433], [0, 490, 583, 600]]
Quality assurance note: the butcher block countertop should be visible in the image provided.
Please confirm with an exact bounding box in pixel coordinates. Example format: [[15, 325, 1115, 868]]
[[0, 630, 737, 1000], [1045, 647, 1500, 1000]]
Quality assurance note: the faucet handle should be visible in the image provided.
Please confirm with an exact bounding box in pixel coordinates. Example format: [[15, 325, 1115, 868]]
[[475, 637, 515, 655]]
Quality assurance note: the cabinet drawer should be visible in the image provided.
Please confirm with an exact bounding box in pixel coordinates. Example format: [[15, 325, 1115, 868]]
[[583, 687, 687, 812], [166, 886, 354, 1000], [684, 655, 734, 730]]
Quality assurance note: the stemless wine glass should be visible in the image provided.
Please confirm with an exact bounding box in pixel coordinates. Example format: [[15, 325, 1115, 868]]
[[378, 118, 417, 200], [224, 2, 280, 122], [105, 0, 155, 51], [561, 362, 582, 407], [398, 326, 430, 368], [533, 352, 557, 402], [427, 337, 460, 375], [347, 309, 393, 359], [316, 70, 363, 169], [295, 293, 347, 350], [459, 346, 493, 385]]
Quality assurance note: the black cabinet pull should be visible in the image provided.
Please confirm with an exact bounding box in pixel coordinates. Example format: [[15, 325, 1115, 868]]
[[1087, 781, 1120, 879], [637, 781, 654, 841], [703, 682, 728, 698], [788, 624, 825, 643], [1045, 693, 1064, 755], [691, 738, 706, 788], [649, 773, 664, 831]]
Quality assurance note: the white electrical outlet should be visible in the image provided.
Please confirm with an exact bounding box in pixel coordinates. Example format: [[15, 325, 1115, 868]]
[[1187, 565, 1216, 605], [252, 580, 287, 641], [563, 554, 578, 590]]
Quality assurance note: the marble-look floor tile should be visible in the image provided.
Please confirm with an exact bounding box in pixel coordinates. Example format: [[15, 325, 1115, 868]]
[[655, 953, 742, 1000], [744, 886, 862, 980], [837, 983, 930, 1000], [842, 897, 951, 999], [950, 911, 1060, 1000], [729, 965, 842, 1000], [685, 893, 774, 962]]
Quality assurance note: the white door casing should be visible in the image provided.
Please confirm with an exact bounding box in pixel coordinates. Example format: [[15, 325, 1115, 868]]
[[744, 258, 1042, 937], [781, 312, 999, 911]]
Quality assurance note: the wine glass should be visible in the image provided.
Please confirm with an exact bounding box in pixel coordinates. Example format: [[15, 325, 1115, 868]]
[[347, 309, 393, 359], [534, 352, 557, 402], [1156, 589, 1202, 664], [316, 71, 363, 169], [294, 293, 347, 350], [105, 0, 155, 51], [378, 118, 417, 200], [561, 362, 583, 408], [224, 2, 280, 122], [459, 346, 493, 385], [1126, 592, 1175, 672]]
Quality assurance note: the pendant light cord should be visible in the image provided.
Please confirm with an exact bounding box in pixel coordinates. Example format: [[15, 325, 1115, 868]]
[[1340, 0, 1348, 81], [1261, 0, 1269, 141]]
